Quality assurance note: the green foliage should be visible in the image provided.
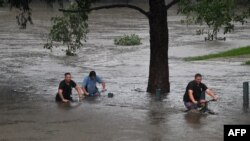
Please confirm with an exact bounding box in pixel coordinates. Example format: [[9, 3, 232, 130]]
[[44, 3, 89, 55], [178, 0, 250, 39], [245, 60, 250, 65], [44, 0, 99, 55], [8, 0, 32, 10], [0, 0, 4, 7], [114, 34, 142, 46], [185, 46, 250, 61], [41, 0, 64, 8]]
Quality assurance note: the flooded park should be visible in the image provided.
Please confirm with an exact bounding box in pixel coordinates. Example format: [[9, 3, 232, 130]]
[[0, 1, 250, 141]]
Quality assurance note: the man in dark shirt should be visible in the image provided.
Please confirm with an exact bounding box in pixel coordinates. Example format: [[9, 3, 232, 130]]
[[183, 73, 218, 110], [56, 72, 83, 103]]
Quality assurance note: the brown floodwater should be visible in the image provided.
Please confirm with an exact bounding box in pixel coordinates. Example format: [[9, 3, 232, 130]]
[[0, 3, 250, 141]]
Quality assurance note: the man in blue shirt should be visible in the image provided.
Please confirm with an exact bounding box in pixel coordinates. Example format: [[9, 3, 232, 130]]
[[82, 71, 106, 96]]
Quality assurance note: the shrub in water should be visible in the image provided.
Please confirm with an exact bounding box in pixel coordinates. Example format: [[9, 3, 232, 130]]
[[114, 34, 141, 46]]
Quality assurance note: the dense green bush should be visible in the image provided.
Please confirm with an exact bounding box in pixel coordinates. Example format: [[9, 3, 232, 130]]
[[114, 34, 141, 46], [0, 0, 5, 7], [245, 60, 250, 65]]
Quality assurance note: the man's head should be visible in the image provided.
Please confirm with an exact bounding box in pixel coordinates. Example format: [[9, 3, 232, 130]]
[[64, 72, 72, 83], [194, 73, 202, 84], [89, 71, 96, 80]]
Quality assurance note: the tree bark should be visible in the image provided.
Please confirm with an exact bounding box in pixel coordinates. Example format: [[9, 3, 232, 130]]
[[147, 0, 170, 94]]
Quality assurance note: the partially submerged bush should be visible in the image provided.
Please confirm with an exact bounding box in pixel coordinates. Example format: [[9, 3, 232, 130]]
[[114, 34, 141, 46], [245, 60, 250, 65]]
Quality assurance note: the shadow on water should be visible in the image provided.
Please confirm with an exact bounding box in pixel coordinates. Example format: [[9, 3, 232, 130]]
[[184, 111, 207, 126], [242, 107, 249, 113], [56, 101, 82, 110], [147, 96, 167, 141], [148, 102, 166, 125]]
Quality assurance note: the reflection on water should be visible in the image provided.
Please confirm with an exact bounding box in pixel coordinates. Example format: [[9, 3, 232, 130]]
[[184, 111, 205, 126], [56, 102, 82, 110], [148, 103, 166, 125]]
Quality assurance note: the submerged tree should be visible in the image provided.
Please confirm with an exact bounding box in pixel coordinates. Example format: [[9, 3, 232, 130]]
[[2, 0, 250, 93], [179, 0, 250, 41], [44, 3, 88, 56]]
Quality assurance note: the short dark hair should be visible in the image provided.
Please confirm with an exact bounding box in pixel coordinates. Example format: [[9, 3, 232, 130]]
[[89, 71, 96, 77], [195, 73, 202, 78], [64, 72, 71, 77]]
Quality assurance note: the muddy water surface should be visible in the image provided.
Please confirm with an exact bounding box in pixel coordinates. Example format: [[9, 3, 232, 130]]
[[0, 5, 250, 141]]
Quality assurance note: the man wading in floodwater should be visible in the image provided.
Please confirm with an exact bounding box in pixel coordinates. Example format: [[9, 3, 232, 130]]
[[82, 71, 106, 96], [56, 73, 83, 103], [183, 73, 218, 111]]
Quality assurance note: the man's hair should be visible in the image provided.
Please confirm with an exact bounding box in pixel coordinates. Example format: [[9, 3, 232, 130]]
[[64, 72, 71, 77], [195, 73, 202, 78], [89, 71, 96, 77]]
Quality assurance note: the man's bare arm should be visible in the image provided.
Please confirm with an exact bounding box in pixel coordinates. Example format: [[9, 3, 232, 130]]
[[75, 85, 83, 96], [81, 86, 89, 95], [58, 89, 68, 103], [188, 89, 197, 104], [102, 82, 106, 91], [206, 89, 218, 100]]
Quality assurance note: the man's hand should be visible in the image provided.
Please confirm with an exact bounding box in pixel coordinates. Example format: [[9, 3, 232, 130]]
[[77, 94, 84, 102], [193, 100, 198, 104], [101, 89, 107, 92], [213, 95, 219, 101], [79, 93, 84, 98], [84, 92, 89, 96], [102, 82, 106, 92], [62, 99, 69, 103], [206, 89, 218, 101], [80, 93, 84, 98]]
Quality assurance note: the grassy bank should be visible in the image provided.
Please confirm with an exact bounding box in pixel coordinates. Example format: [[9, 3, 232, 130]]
[[185, 46, 250, 65]]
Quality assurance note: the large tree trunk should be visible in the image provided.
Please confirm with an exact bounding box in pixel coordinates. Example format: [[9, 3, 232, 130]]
[[147, 0, 170, 94]]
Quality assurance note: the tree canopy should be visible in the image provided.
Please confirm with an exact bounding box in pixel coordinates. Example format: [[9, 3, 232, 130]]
[[2, 0, 249, 49], [178, 0, 250, 39], [50, 0, 249, 54]]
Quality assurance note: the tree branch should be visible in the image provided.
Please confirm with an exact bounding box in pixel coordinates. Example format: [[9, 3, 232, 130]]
[[75, 0, 84, 9], [59, 4, 149, 18], [166, 0, 180, 10]]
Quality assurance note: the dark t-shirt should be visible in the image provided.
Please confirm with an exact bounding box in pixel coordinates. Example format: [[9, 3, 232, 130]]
[[58, 80, 76, 99], [183, 80, 208, 102]]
